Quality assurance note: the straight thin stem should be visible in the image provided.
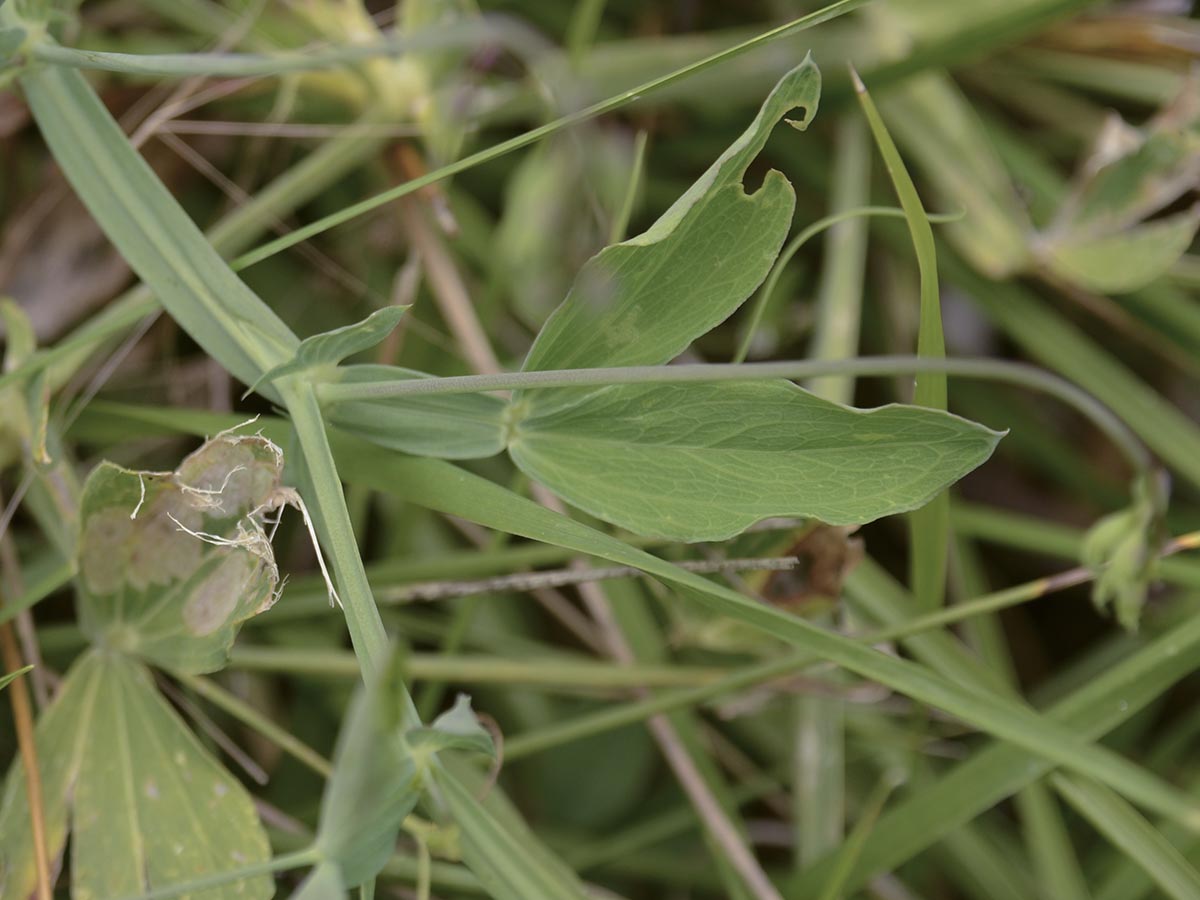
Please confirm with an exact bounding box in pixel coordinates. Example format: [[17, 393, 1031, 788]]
[[110, 848, 320, 900], [231, 0, 869, 269], [317, 355, 1150, 476]]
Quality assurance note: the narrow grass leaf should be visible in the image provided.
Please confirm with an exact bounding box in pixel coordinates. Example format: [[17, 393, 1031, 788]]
[[1014, 782, 1092, 900], [0, 666, 33, 692], [855, 69, 950, 611], [1054, 773, 1200, 900], [13, 60, 297, 391], [878, 76, 1031, 278], [788, 610, 1200, 894], [324, 443, 1200, 830], [815, 776, 899, 900]]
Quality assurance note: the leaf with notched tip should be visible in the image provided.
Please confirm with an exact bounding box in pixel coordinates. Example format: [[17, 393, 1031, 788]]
[[520, 57, 821, 393]]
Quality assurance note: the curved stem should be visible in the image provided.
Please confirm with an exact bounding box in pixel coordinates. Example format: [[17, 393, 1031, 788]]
[[734, 206, 961, 363], [317, 355, 1152, 477]]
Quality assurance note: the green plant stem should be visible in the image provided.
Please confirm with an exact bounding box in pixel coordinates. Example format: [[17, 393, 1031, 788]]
[[175, 673, 332, 778], [610, 129, 649, 245], [229, 646, 728, 688], [566, 0, 609, 65], [562, 774, 781, 871], [231, 0, 869, 270], [504, 533, 1199, 759], [413, 597, 480, 717], [505, 654, 810, 761], [110, 848, 320, 900], [317, 355, 1151, 477], [733, 206, 958, 364], [280, 380, 390, 679], [953, 505, 1200, 588], [815, 774, 900, 900], [415, 526, 512, 720], [28, 23, 520, 77], [803, 115, 872, 399]]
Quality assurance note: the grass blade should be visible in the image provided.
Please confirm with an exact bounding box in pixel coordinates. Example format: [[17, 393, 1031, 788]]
[[13, 62, 297, 390], [853, 67, 949, 613], [323, 440, 1200, 831], [1054, 773, 1200, 900]]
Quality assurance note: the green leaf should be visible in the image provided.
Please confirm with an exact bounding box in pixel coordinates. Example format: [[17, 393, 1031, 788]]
[[1081, 474, 1165, 631], [0, 27, 26, 64], [1037, 84, 1200, 292], [1061, 90, 1200, 232], [520, 57, 820, 388], [508, 381, 1002, 541], [325, 365, 506, 460], [877, 75, 1032, 278], [77, 432, 285, 674], [0, 665, 32, 691], [493, 136, 634, 328], [408, 694, 495, 758], [431, 759, 589, 900], [815, 775, 900, 900], [246, 307, 407, 396], [74, 655, 272, 900], [0, 652, 272, 900], [315, 649, 421, 888], [321, 444, 1199, 830], [289, 863, 345, 900], [854, 68, 952, 613], [0, 299, 51, 466], [0, 298, 36, 367], [1041, 207, 1200, 293], [787, 609, 1200, 895], [0, 653, 97, 900]]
